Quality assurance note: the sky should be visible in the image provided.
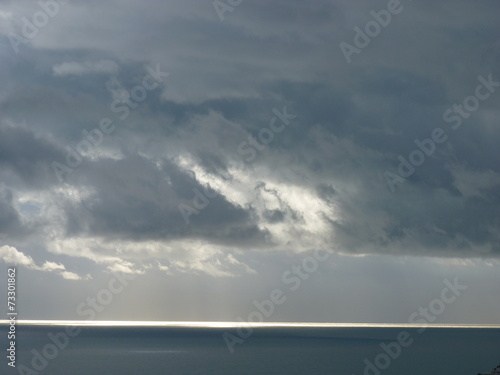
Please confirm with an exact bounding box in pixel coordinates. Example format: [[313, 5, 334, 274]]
[[0, 0, 499, 324]]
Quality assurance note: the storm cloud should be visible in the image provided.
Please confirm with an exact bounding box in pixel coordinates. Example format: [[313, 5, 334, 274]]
[[0, 0, 499, 322]]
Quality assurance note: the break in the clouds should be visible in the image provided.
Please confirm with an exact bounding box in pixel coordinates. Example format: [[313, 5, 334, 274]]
[[0, 0, 499, 322]]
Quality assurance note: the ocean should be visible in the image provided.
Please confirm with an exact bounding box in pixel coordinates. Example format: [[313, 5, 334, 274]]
[[2, 323, 499, 375]]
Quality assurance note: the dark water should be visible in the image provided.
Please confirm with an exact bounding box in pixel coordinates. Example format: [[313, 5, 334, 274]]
[[2, 325, 499, 375]]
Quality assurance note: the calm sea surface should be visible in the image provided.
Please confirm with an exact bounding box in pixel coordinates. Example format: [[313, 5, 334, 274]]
[[2, 324, 499, 375]]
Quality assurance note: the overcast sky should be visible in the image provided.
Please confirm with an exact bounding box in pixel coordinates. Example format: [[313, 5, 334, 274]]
[[0, 0, 499, 324]]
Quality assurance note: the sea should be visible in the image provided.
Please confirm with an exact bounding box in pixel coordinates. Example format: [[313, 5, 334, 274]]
[[1, 322, 499, 375]]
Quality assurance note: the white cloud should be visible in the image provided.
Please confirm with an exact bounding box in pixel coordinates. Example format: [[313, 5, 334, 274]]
[[60, 271, 89, 280], [52, 60, 119, 77], [0, 245, 37, 268], [45, 234, 257, 277], [0, 10, 12, 19], [41, 261, 65, 271], [450, 165, 500, 199], [107, 261, 144, 275], [0, 245, 88, 280]]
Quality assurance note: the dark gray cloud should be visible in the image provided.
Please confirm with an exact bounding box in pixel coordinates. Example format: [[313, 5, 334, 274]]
[[0, 124, 65, 187], [0, 0, 499, 322], [0, 187, 23, 236]]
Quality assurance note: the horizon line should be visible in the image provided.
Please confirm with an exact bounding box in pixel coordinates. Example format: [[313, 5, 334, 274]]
[[1, 320, 500, 328]]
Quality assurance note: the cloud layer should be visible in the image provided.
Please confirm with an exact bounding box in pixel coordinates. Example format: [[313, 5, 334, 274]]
[[0, 0, 499, 322]]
